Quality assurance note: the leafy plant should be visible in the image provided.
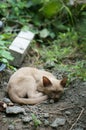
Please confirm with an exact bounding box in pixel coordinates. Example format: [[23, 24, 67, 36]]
[[0, 34, 14, 65], [40, 43, 73, 62], [41, 0, 62, 18], [71, 61, 86, 81], [31, 113, 42, 127], [0, 42, 13, 64], [55, 61, 86, 81], [57, 29, 78, 46], [0, 0, 85, 81]]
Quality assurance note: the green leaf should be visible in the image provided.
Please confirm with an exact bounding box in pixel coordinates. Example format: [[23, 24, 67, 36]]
[[40, 28, 49, 38], [0, 50, 13, 61], [63, 5, 73, 24], [32, 0, 42, 4], [1, 58, 8, 64], [41, 0, 62, 18], [49, 32, 55, 38], [31, 113, 42, 127]]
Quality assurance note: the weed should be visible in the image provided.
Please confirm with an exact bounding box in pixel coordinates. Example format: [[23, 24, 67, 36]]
[[0, 0, 85, 80], [0, 33, 14, 68], [31, 113, 42, 127]]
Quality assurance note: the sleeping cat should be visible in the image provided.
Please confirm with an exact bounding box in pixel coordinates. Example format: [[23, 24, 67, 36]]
[[7, 67, 67, 105]]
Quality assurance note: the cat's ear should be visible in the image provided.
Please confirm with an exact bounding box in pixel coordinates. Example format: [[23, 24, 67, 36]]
[[43, 76, 52, 87], [60, 77, 67, 87]]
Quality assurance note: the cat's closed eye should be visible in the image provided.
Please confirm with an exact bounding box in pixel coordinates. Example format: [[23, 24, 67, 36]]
[[52, 90, 62, 94], [57, 90, 62, 94]]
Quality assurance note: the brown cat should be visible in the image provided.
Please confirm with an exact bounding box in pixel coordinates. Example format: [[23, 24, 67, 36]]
[[7, 67, 67, 105]]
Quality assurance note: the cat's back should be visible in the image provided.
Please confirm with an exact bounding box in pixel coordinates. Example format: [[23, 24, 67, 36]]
[[9, 67, 55, 82], [9, 67, 36, 79]]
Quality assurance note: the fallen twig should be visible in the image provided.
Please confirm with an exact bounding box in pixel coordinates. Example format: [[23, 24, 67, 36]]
[[69, 107, 84, 130], [57, 105, 75, 111], [48, 106, 74, 114]]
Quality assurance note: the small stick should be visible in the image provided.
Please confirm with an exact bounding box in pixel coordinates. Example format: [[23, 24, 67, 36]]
[[57, 105, 75, 111], [49, 105, 75, 114], [69, 107, 84, 130]]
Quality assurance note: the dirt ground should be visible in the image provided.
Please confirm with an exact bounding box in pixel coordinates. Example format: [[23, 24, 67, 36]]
[[0, 50, 86, 130]]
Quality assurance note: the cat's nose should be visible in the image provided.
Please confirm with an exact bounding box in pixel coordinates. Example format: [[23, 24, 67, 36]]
[[54, 94, 61, 100], [54, 97, 59, 102], [55, 96, 59, 99]]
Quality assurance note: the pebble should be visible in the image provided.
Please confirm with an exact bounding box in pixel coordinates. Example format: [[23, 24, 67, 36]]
[[3, 81, 8, 86], [6, 106, 26, 115], [44, 119, 49, 126], [8, 124, 15, 130], [0, 21, 3, 28], [51, 117, 66, 128], [79, 91, 86, 97], [22, 116, 32, 123], [3, 98, 11, 104], [44, 113, 49, 118], [49, 99, 54, 104], [44, 61, 55, 69], [65, 111, 71, 115]]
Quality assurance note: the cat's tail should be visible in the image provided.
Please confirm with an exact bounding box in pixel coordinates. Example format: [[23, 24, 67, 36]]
[[8, 92, 48, 105], [7, 83, 48, 105]]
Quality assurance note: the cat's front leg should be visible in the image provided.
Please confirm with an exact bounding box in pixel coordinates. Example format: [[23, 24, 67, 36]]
[[35, 91, 43, 97]]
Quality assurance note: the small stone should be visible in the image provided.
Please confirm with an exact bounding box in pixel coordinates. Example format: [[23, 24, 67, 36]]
[[3, 115, 6, 118], [44, 113, 49, 118], [3, 81, 8, 86], [71, 98, 74, 103], [6, 106, 25, 115], [42, 100, 48, 104], [8, 102, 14, 106], [65, 111, 71, 115], [51, 117, 66, 128], [79, 91, 86, 97], [22, 116, 32, 123], [8, 124, 15, 130], [44, 61, 55, 69], [0, 21, 3, 28], [3, 98, 11, 104], [44, 120, 49, 126], [49, 99, 54, 104]]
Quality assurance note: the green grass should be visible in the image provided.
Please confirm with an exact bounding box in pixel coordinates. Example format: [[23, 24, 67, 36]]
[[35, 42, 86, 81]]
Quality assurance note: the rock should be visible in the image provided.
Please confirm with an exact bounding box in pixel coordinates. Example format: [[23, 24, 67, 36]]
[[44, 113, 49, 118], [6, 106, 25, 115], [79, 91, 86, 97], [51, 117, 66, 128], [44, 119, 49, 126], [42, 100, 48, 104], [44, 61, 55, 69], [0, 21, 3, 28], [22, 116, 32, 123], [8, 124, 15, 130], [3, 98, 11, 104], [49, 99, 54, 104], [65, 111, 71, 115], [3, 81, 8, 86]]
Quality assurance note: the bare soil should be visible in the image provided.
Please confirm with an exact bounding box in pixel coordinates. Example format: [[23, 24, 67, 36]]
[[0, 49, 86, 130]]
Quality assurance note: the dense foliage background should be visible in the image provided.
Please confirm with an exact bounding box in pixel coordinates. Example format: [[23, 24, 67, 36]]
[[0, 0, 86, 81]]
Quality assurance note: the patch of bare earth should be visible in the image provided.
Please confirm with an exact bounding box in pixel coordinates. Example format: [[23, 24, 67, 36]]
[[0, 66, 86, 130]]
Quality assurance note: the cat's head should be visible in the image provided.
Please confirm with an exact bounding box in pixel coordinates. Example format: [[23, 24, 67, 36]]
[[42, 76, 67, 101]]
